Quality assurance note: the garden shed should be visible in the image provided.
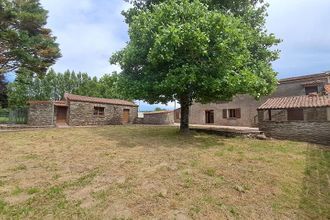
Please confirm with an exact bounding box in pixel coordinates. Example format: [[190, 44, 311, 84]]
[[27, 93, 138, 126], [257, 94, 330, 145]]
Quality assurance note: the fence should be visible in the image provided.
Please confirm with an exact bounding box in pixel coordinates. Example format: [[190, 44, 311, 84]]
[[0, 107, 28, 124]]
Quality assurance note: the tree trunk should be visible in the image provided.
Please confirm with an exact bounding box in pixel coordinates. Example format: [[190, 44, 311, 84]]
[[179, 95, 190, 134]]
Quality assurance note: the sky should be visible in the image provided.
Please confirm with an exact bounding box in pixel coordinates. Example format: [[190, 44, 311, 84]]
[[15, 0, 330, 110]]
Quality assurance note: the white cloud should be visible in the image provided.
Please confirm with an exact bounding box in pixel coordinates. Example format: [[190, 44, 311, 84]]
[[37, 0, 330, 109], [266, 0, 330, 77], [40, 0, 131, 77]]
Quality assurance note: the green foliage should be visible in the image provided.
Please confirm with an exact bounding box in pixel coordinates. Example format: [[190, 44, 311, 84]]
[[154, 107, 166, 111], [124, 0, 268, 30], [0, 0, 61, 75], [113, 0, 280, 103], [7, 69, 123, 107], [112, 0, 280, 131]]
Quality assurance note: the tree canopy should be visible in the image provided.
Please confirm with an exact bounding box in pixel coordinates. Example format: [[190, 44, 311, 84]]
[[112, 0, 280, 132], [0, 0, 61, 75], [124, 0, 268, 29], [7, 69, 123, 107]]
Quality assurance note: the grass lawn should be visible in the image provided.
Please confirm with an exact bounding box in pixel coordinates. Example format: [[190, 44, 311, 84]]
[[0, 125, 329, 219], [0, 117, 9, 123]]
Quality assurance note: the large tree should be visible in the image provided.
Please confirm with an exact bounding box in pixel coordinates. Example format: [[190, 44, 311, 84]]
[[0, 0, 61, 75], [111, 0, 280, 133]]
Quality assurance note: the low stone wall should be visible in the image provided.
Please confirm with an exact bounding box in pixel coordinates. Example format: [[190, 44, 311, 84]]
[[259, 121, 330, 146], [28, 102, 54, 126], [143, 111, 174, 125]]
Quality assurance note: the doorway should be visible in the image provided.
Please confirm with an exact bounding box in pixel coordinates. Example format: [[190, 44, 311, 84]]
[[56, 107, 68, 125], [123, 109, 130, 123], [205, 110, 214, 124]]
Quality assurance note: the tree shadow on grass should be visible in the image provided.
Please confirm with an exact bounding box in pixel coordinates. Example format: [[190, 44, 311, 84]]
[[96, 126, 225, 149], [299, 144, 330, 219]]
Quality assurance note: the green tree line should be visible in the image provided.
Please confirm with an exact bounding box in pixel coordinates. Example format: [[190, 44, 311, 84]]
[[7, 69, 123, 107]]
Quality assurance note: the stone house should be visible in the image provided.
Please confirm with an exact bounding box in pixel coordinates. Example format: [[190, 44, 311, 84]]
[[28, 93, 138, 126], [175, 72, 330, 127], [257, 94, 330, 145]]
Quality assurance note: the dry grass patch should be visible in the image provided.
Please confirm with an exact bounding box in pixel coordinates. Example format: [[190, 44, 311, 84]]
[[0, 125, 329, 219]]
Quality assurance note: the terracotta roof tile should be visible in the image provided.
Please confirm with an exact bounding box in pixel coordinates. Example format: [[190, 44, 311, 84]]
[[64, 93, 138, 107], [258, 95, 330, 110], [54, 101, 68, 107]]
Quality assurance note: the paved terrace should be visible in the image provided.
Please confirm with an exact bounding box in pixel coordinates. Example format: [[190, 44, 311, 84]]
[[174, 123, 262, 136]]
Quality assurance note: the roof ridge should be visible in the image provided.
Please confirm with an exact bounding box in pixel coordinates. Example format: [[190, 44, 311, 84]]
[[64, 93, 138, 107]]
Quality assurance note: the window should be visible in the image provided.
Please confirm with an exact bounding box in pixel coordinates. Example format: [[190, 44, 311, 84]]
[[305, 86, 318, 95], [287, 109, 304, 121], [94, 106, 105, 116], [205, 110, 214, 124], [223, 109, 241, 119]]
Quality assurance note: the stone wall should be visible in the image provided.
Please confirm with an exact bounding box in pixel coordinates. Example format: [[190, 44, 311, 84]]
[[143, 111, 174, 125], [304, 108, 328, 121], [68, 101, 138, 126], [259, 121, 330, 146], [259, 107, 328, 122], [273, 78, 328, 97], [28, 102, 54, 126]]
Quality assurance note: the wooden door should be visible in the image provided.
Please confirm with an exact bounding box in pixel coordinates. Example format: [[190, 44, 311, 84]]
[[123, 109, 130, 123], [56, 107, 67, 123], [205, 110, 214, 124]]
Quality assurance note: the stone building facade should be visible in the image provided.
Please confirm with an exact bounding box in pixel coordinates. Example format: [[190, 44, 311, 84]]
[[27, 93, 138, 126], [27, 101, 54, 126], [178, 72, 330, 127]]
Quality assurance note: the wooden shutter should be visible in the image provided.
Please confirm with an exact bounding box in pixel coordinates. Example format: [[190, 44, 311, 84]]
[[287, 109, 303, 121], [236, 109, 241, 118], [223, 109, 227, 119]]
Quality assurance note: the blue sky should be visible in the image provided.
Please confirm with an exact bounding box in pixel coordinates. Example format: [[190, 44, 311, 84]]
[[10, 0, 330, 111]]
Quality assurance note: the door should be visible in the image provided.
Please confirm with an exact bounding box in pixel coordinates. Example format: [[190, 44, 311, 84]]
[[56, 107, 67, 124], [205, 110, 214, 124], [123, 109, 130, 123]]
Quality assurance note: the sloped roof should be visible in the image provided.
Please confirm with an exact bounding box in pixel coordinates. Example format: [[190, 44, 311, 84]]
[[258, 95, 330, 110], [64, 93, 138, 107]]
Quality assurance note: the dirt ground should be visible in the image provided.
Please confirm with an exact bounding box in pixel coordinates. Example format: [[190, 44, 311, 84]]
[[0, 125, 329, 219]]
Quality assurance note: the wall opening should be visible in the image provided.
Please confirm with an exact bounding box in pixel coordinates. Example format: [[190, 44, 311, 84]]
[[287, 109, 304, 121], [205, 110, 214, 124]]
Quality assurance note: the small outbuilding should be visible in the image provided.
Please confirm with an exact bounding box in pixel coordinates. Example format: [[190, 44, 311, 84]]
[[257, 94, 330, 145], [28, 93, 138, 126]]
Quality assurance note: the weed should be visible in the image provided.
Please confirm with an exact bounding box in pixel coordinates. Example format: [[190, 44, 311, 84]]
[[12, 186, 23, 195], [204, 168, 216, 177], [27, 188, 39, 195], [13, 164, 27, 171]]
